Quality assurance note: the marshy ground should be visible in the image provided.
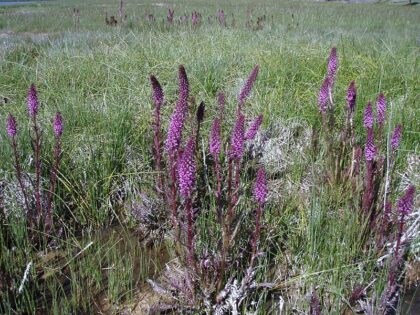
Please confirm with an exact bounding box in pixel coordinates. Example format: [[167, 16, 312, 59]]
[[0, 0, 419, 314]]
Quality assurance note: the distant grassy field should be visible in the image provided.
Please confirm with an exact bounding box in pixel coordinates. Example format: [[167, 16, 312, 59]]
[[0, 0, 419, 313]]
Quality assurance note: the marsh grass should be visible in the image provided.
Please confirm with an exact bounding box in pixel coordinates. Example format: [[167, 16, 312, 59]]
[[0, 0, 419, 313]]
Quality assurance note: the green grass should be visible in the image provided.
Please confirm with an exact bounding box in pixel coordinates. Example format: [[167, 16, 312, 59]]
[[0, 0, 419, 313]]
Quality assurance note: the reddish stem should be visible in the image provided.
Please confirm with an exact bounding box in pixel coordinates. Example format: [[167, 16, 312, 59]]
[[213, 154, 222, 222], [169, 154, 178, 233], [45, 137, 62, 233], [153, 106, 164, 193], [251, 203, 263, 266], [185, 198, 195, 268], [11, 138, 31, 222], [32, 117, 42, 222], [389, 214, 405, 286]]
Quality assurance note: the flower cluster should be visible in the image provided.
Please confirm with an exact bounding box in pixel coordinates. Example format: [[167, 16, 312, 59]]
[[391, 124, 402, 151], [209, 118, 221, 155], [245, 114, 263, 140], [363, 102, 374, 129], [327, 47, 338, 82], [238, 65, 259, 106], [7, 114, 17, 138], [318, 77, 329, 114], [229, 112, 245, 159], [27, 83, 39, 118], [397, 185, 415, 215], [53, 112, 64, 138], [253, 167, 268, 205], [346, 81, 357, 112], [376, 93, 386, 126], [177, 137, 196, 198]]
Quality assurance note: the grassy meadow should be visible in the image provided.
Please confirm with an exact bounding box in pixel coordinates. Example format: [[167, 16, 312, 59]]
[[0, 0, 419, 313]]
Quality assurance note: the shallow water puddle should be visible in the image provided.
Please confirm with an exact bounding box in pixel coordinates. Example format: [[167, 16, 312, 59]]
[[33, 225, 168, 313]]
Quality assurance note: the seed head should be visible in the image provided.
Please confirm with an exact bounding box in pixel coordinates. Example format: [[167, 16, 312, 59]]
[[27, 83, 39, 118], [150, 75, 164, 109], [178, 65, 189, 101], [391, 124, 402, 151], [363, 102, 374, 129], [346, 81, 357, 112], [229, 111, 245, 160], [376, 93, 386, 127], [196, 101, 205, 124], [397, 185, 415, 215], [53, 112, 63, 138], [177, 137, 196, 198], [365, 128, 376, 161], [253, 167, 268, 205], [7, 114, 17, 138], [245, 114, 263, 140], [238, 65, 259, 106], [209, 118, 221, 156]]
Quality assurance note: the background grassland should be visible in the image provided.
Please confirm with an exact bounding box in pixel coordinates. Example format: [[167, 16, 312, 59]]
[[0, 0, 419, 313]]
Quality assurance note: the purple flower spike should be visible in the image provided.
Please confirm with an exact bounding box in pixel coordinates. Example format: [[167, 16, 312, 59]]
[[253, 167, 268, 205], [27, 83, 39, 118], [245, 114, 263, 140], [346, 81, 357, 112], [397, 185, 415, 215], [229, 111, 245, 160], [165, 98, 188, 154], [53, 112, 63, 138], [178, 137, 196, 198], [391, 124, 402, 150], [363, 102, 374, 129], [365, 128, 376, 161], [376, 93, 386, 127], [238, 65, 259, 106], [150, 75, 164, 109], [7, 114, 17, 138], [318, 77, 329, 114], [327, 47, 338, 81], [209, 118, 221, 156], [178, 65, 189, 101]]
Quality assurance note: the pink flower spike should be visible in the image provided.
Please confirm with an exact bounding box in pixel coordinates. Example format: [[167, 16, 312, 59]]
[[27, 83, 39, 118], [397, 185, 415, 215], [229, 111, 245, 160], [365, 128, 376, 161], [391, 124, 402, 151], [363, 102, 374, 129], [318, 77, 329, 114], [238, 65, 259, 106], [376, 93, 386, 127], [165, 98, 188, 154], [327, 47, 338, 82], [53, 112, 63, 138], [177, 137, 196, 198], [7, 114, 17, 138], [245, 114, 263, 140], [209, 118, 221, 156], [346, 81, 357, 112], [253, 167, 268, 205]]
